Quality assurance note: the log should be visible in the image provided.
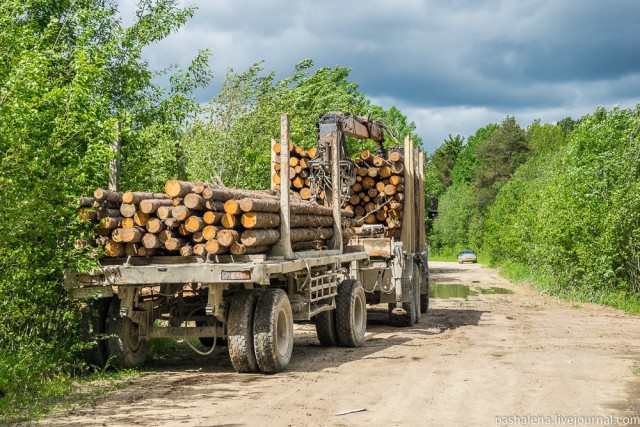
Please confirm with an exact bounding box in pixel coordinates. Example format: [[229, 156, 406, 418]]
[[389, 151, 404, 163], [119, 203, 137, 218], [238, 198, 280, 213], [164, 218, 179, 228], [156, 206, 174, 220], [349, 194, 360, 205], [356, 167, 368, 177], [180, 245, 193, 257], [192, 181, 206, 194], [389, 175, 403, 185], [77, 207, 97, 222], [104, 240, 124, 257], [307, 146, 317, 159], [224, 199, 242, 215], [142, 233, 163, 249], [97, 208, 120, 220], [272, 173, 281, 185], [367, 167, 378, 178], [178, 223, 190, 236], [94, 188, 123, 204], [138, 247, 155, 257], [146, 217, 165, 234], [205, 239, 228, 255], [391, 162, 404, 175], [172, 205, 193, 221], [158, 230, 175, 243], [292, 176, 305, 189], [122, 191, 168, 204], [78, 196, 95, 207], [217, 229, 240, 247], [241, 212, 280, 229], [184, 193, 207, 210], [273, 142, 282, 154], [290, 227, 333, 243], [379, 165, 392, 178], [362, 177, 375, 189], [140, 199, 173, 214], [203, 211, 224, 225], [98, 216, 123, 230], [360, 150, 374, 165], [133, 211, 150, 227], [202, 187, 278, 202], [367, 188, 378, 198], [192, 231, 205, 243], [165, 180, 195, 198], [299, 187, 312, 200], [229, 243, 270, 255], [120, 227, 145, 243], [205, 200, 226, 212], [221, 214, 241, 229], [125, 243, 142, 257], [290, 215, 334, 228], [289, 156, 299, 167], [240, 229, 280, 247], [352, 183, 363, 193], [184, 216, 205, 233], [164, 237, 186, 251], [193, 243, 207, 256], [237, 197, 354, 217], [384, 184, 397, 196], [202, 225, 221, 241], [373, 156, 387, 167]]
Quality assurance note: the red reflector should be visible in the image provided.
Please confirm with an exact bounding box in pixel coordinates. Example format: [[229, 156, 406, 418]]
[[221, 270, 251, 280]]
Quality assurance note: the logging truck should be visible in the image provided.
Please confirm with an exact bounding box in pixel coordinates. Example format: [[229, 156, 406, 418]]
[[65, 112, 428, 374]]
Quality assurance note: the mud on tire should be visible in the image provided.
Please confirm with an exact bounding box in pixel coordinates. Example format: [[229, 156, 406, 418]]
[[335, 279, 367, 347], [105, 297, 149, 368], [253, 288, 294, 374], [313, 306, 339, 346], [227, 290, 260, 373]]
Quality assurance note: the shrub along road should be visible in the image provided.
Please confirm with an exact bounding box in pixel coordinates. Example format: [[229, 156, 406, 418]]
[[45, 262, 639, 426]]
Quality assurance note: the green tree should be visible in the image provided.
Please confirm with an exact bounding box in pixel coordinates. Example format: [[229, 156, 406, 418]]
[[430, 134, 464, 189], [0, 0, 209, 415]]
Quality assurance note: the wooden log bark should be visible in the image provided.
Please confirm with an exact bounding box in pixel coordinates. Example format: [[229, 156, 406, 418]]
[[202, 187, 278, 202], [139, 199, 173, 214], [158, 230, 175, 243], [120, 226, 145, 243], [241, 212, 280, 229], [203, 211, 224, 225], [192, 231, 205, 243], [98, 216, 123, 230], [164, 218, 179, 228], [125, 243, 143, 257], [97, 208, 121, 220], [178, 223, 190, 236], [105, 240, 124, 257], [290, 227, 333, 243], [122, 191, 169, 204], [94, 188, 123, 204], [205, 200, 226, 212], [156, 206, 173, 219], [77, 208, 97, 222], [229, 243, 270, 255], [78, 196, 95, 207], [217, 229, 240, 247], [290, 215, 334, 228], [165, 180, 196, 198], [237, 197, 353, 217], [240, 229, 280, 247], [184, 193, 207, 210]]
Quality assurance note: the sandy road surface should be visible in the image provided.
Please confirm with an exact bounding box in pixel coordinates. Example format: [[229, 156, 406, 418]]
[[45, 262, 640, 426]]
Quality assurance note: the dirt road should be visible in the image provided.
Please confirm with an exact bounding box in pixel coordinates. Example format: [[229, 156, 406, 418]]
[[45, 262, 640, 426]]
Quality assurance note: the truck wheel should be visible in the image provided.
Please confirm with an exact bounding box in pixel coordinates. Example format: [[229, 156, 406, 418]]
[[227, 290, 259, 373], [313, 308, 339, 346], [105, 297, 149, 368], [420, 270, 430, 315], [335, 279, 367, 347], [80, 297, 112, 368], [253, 288, 293, 374]]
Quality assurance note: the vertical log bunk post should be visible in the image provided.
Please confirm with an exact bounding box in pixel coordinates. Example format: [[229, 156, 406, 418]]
[[330, 123, 343, 252], [109, 121, 121, 192], [271, 114, 294, 260]]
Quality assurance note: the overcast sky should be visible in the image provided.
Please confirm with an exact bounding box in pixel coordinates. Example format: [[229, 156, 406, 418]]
[[121, 0, 640, 153]]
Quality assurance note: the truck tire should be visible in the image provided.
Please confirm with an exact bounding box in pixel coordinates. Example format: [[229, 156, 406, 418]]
[[227, 290, 259, 373], [253, 288, 293, 374], [105, 297, 149, 368], [80, 297, 112, 368], [335, 279, 367, 347], [420, 269, 430, 315], [313, 307, 339, 346]]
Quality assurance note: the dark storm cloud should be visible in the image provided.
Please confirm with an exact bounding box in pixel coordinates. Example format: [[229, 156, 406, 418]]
[[131, 0, 640, 151]]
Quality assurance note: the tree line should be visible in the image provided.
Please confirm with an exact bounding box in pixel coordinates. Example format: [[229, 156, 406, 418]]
[[427, 107, 640, 312]]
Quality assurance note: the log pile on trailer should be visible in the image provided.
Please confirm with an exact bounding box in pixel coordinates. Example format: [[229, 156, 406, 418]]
[[78, 181, 354, 257]]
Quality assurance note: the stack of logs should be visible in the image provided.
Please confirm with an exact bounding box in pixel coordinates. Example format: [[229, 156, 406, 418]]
[[271, 142, 317, 201], [271, 142, 406, 233], [349, 149, 405, 232], [77, 180, 354, 258]]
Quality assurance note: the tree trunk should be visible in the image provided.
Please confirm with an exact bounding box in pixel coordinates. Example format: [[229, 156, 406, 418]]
[[229, 243, 270, 255]]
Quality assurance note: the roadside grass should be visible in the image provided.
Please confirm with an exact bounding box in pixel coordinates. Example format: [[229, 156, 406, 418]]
[[495, 260, 640, 315]]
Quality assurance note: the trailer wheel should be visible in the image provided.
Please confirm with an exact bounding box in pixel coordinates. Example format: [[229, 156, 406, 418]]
[[313, 307, 339, 346], [335, 279, 367, 347], [420, 268, 430, 315], [80, 297, 112, 368], [253, 288, 293, 374], [105, 297, 149, 368], [227, 290, 259, 373]]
